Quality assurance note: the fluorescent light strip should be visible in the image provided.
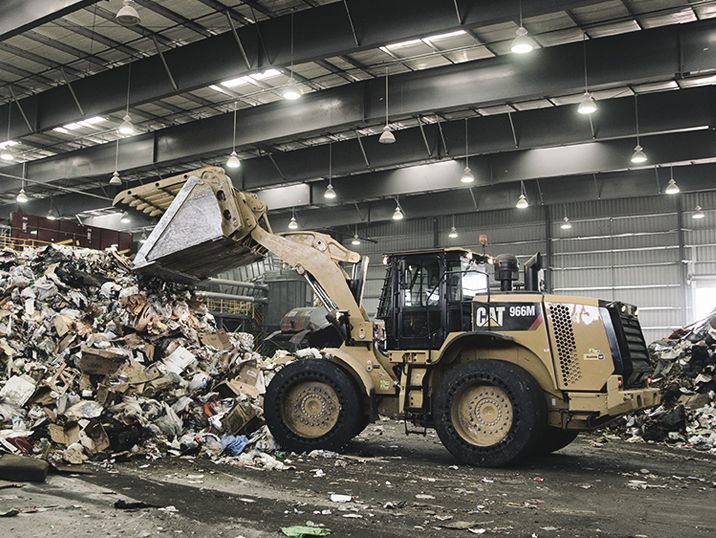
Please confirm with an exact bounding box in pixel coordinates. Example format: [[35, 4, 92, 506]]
[[425, 30, 467, 41]]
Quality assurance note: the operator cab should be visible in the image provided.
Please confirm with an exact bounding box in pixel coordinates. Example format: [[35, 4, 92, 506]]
[[376, 248, 544, 350]]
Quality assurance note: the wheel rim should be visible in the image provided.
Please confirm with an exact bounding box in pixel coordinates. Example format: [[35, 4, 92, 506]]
[[281, 380, 340, 439], [450, 384, 514, 447]]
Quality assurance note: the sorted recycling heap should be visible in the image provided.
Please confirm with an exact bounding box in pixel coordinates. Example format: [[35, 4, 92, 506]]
[[619, 311, 716, 453], [0, 244, 295, 467]]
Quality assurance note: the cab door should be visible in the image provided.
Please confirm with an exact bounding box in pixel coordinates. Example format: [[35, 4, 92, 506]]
[[396, 255, 445, 349]]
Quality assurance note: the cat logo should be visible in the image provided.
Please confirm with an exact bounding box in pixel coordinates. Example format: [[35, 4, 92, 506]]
[[474, 306, 506, 327]]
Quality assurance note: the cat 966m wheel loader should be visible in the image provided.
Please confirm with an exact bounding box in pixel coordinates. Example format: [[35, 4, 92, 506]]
[[115, 167, 661, 466]]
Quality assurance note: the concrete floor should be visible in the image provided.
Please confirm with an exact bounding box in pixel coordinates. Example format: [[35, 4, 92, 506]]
[[2, 422, 715, 538]]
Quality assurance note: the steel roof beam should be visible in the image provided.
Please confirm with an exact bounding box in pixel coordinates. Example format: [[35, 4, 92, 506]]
[[4, 160, 715, 227], [0, 0, 630, 138], [0, 0, 98, 41], [3, 84, 712, 191]]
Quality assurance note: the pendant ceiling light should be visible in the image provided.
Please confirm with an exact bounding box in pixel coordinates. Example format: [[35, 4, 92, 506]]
[[288, 207, 299, 229], [511, 1, 535, 54], [630, 94, 647, 164], [461, 118, 475, 183], [560, 216, 572, 230], [692, 205, 705, 220], [16, 187, 29, 204], [448, 216, 459, 239], [118, 63, 136, 136], [226, 102, 241, 169], [283, 11, 302, 101], [324, 143, 337, 199], [109, 139, 122, 185], [120, 211, 131, 224], [47, 206, 60, 221], [392, 199, 404, 220], [2, 107, 14, 161], [351, 225, 361, 246], [116, 0, 141, 26], [16, 163, 28, 204], [516, 181, 529, 209], [139, 232, 148, 244], [664, 165, 680, 195], [577, 34, 597, 115], [379, 68, 396, 144]]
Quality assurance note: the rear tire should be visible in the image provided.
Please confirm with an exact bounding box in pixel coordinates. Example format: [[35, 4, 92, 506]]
[[264, 359, 362, 453], [432, 360, 547, 467], [536, 427, 579, 454]]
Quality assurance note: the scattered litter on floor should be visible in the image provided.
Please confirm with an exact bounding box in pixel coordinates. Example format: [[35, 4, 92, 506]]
[[280, 526, 331, 538]]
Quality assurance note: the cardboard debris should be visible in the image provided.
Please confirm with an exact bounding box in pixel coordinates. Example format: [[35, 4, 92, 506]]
[[0, 244, 295, 468], [48, 422, 81, 446], [79, 346, 126, 375]]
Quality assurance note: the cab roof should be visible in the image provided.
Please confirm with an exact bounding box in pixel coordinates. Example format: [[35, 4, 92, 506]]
[[383, 247, 481, 258]]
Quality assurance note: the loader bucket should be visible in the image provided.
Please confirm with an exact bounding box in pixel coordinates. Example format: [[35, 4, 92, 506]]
[[113, 167, 270, 282]]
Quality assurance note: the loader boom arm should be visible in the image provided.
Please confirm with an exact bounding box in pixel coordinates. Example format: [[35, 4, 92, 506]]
[[113, 167, 370, 329]]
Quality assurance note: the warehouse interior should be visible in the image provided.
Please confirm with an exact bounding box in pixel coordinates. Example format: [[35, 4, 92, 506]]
[[1, 1, 715, 537]]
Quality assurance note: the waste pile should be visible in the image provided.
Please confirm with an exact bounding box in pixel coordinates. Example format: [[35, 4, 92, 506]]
[[619, 311, 716, 453], [0, 245, 295, 467]]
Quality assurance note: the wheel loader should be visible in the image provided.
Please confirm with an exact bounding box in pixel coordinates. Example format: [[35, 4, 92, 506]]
[[114, 167, 661, 467]]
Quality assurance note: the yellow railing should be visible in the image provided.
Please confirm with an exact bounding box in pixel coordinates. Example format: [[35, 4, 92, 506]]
[[0, 235, 67, 250], [205, 297, 256, 319], [0, 235, 130, 255]]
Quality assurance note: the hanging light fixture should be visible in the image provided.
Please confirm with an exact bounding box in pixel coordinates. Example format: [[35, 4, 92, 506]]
[[461, 118, 475, 184], [16, 187, 29, 204], [0, 145, 12, 161], [693, 205, 705, 220], [516, 181, 529, 209], [379, 68, 396, 144], [560, 216, 572, 230], [392, 199, 404, 220], [139, 231, 148, 244], [118, 63, 136, 135], [283, 10, 302, 101], [120, 211, 131, 224], [47, 195, 59, 220], [324, 143, 337, 199], [448, 216, 459, 239], [577, 34, 597, 115], [16, 164, 28, 203], [351, 225, 361, 246], [109, 139, 122, 185], [288, 208, 299, 229], [630, 94, 647, 164], [578, 93, 597, 115], [2, 106, 13, 161], [511, 1, 535, 54], [664, 165, 680, 195], [226, 102, 241, 168], [116, 0, 141, 26], [118, 114, 135, 135]]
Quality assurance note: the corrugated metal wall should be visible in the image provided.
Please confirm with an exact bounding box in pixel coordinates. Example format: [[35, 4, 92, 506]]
[[346, 194, 715, 344]]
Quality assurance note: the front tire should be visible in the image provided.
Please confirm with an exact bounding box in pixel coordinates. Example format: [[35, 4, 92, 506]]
[[264, 359, 362, 453], [432, 360, 547, 467]]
